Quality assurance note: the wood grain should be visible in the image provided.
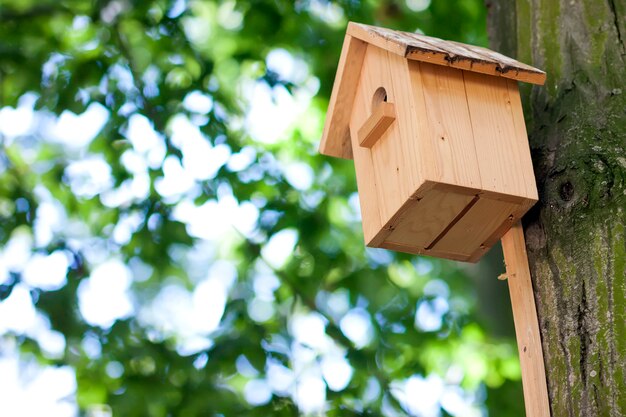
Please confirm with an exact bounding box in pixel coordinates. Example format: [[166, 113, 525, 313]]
[[506, 79, 539, 200], [463, 71, 537, 200], [501, 223, 551, 417], [321, 23, 545, 160], [347, 47, 384, 244], [378, 240, 472, 262], [466, 196, 536, 262], [416, 61, 482, 189], [323, 36, 538, 263], [357, 101, 396, 148], [319, 34, 367, 159], [347, 22, 546, 85], [385, 188, 475, 249], [432, 197, 518, 255], [365, 47, 425, 227], [387, 50, 432, 204]]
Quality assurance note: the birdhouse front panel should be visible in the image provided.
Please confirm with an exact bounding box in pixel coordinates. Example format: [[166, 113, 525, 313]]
[[348, 43, 427, 245], [320, 23, 545, 262]]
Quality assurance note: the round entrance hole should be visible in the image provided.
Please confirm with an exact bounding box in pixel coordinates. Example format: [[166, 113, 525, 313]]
[[371, 87, 388, 109]]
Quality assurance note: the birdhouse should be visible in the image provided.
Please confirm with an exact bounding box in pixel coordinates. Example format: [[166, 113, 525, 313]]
[[320, 22, 546, 262]]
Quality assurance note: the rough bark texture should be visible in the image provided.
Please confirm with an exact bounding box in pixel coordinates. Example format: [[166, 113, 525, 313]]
[[486, 0, 626, 416]]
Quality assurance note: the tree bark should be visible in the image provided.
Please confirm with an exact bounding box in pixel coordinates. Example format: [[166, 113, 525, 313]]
[[486, 0, 626, 416]]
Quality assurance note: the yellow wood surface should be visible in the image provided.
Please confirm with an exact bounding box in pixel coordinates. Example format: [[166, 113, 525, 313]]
[[319, 34, 367, 159], [346, 21, 410, 58], [467, 196, 536, 262], [416, 61, 482, 189], [330, 43, 539, 262], [355, 45, 424, 230], [463, 71, 538, 200], [379, 240, 473, 262], [387, 49, 432, 204], [431, 197, 518, 255], [501, 223, 551, 417], [321, 23, 546, 160], [385, 188, 475, 249], [347, 49, 384, 244], [357, 101, 396, 148], [506, 79, 539, 200]]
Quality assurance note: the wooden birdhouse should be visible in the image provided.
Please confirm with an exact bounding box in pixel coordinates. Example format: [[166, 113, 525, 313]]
[[320, 22, 546, 263]]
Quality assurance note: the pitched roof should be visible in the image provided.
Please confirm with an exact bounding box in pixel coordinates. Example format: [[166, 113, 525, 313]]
[[348, 23, 546, 85], [320, 22, 545, 160]]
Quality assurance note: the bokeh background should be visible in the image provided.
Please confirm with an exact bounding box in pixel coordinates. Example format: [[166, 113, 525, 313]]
[[0, 0, 526, 415]]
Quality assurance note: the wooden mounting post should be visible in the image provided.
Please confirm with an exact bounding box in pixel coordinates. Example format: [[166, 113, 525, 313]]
[[501, 222, 551, 417]]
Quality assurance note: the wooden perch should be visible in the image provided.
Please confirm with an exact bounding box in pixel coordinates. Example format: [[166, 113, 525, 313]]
[[358, 101, 396, 148]]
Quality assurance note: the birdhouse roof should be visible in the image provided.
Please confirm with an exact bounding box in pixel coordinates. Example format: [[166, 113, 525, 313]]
[[320, 22, 546, 159]]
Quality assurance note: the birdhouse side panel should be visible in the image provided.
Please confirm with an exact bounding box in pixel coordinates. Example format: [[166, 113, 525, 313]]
[[463, 71, 538, 200], [410, 61, 482, 190], [505, 78, 538, 201]]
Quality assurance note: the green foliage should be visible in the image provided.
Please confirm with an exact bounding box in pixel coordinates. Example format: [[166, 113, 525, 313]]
[[0, 0, 524, 416]]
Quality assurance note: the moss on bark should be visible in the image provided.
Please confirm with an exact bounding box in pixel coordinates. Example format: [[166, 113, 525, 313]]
[[487, 0, 626, 414]]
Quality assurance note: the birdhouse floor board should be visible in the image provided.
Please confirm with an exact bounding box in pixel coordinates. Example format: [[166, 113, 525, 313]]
[[432, 197, 518, 255], [379, 241, 472, 262], [424, 195, 480, 250], [364, 181, 533, 262], [382, 188, 476, 249]]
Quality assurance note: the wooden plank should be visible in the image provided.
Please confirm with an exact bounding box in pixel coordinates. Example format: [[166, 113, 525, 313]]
[[348, 129, 383, 244], [406, 48, 546, 85], [506, 79, 539, 201], [347, 46, 389, 244], [501, 223, 551, 417], [364, 47, 423, 226], [347, 21, 443, 59], [387, 49, 433, 195], [466, 196, 536, 262], [479, 189, 530, 204], [399, 54, 440, 196], [404, 48, 453, 67], [347, 22, 546, 85], [385, 188, 475, 249], [432, 197, 519, 255], [417, 62, 482, 189], [378, 240, 472, 262], [434, 39, 546, 84], [357, 101, 396, 148], [449, 40, 544, 74], [463, 71, 536, 199], [367, 179, 440, 247], [319, 34, 367, 159]]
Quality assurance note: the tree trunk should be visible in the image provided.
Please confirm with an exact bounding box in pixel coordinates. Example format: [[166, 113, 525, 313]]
[[486, 0, 626, 416]]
